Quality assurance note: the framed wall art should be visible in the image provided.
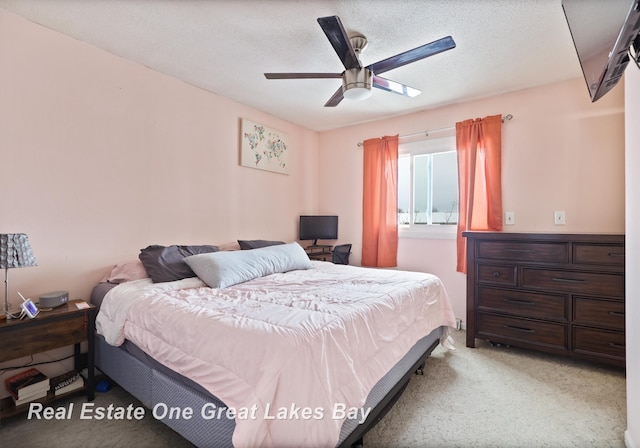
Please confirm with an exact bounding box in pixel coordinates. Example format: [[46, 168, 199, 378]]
[[240, 119, 289, 174]]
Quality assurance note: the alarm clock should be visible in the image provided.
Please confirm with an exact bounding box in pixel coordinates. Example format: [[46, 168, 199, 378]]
[[39, 291, 69, 309]]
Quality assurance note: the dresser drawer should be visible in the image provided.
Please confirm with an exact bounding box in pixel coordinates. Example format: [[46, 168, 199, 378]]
[[573, 327, 625, 361], [477, 287, 567, 321], [573, 243, 625, 266], [477, 313, 567, 350], [522, 268, 624, 297], [477, 240, 568, 263], [477, 264, 516, 286], [574, 297, 625, 329]]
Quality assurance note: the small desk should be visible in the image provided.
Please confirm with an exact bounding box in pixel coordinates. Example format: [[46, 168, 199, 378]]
[[305, 245, 333, 261], [0, 300, 95, 420]]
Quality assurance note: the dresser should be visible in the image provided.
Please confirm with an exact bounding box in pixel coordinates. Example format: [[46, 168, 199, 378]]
[[463, 232, 625, 367]]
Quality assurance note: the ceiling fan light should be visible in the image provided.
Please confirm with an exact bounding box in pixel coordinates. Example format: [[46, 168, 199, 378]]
[[343, 86, 372, 101], [342, 68, 372, 101]]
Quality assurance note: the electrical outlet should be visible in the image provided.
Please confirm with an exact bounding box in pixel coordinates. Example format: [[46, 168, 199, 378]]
[[505, 211, 515, 225], [554, 210, 566, 225]]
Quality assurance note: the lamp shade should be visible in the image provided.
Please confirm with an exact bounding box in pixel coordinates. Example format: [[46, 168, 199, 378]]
[[0, 233, 37, 269]]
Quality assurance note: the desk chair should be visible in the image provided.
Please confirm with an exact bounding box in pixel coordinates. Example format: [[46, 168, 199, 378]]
[[332, 244, 352, 265]]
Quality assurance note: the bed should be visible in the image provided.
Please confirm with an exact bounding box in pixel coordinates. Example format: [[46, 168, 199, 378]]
[[91, 242, 456, 447]]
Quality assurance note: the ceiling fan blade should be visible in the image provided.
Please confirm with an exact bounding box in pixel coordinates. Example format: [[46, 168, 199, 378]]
[[265, 73, 342, 79], [317, 16, 362, 70], [373, 75, 421, 97], [324, 87, 344, 107], [367, 36, 456, 75]]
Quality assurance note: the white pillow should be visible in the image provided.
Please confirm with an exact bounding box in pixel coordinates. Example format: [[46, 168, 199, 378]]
[[184, 242, 313, 288]]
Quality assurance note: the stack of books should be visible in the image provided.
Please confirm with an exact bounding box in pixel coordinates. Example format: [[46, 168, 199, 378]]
[[49, 370, 84, 396], [5, 368, 49, 406]]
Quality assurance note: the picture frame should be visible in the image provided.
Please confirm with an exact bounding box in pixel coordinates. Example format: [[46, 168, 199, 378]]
[[240, 118, 289, 174]]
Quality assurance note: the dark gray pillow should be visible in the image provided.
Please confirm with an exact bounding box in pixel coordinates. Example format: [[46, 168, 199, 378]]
[[237, 240, 285, 250], [139, 244, 219, 283]]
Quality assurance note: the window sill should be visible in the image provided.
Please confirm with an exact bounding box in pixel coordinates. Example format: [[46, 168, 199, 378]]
[[399, 226, 457, 240]]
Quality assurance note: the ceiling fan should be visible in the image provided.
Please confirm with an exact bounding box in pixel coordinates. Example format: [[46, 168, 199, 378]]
[[264, 15, 456, 107]]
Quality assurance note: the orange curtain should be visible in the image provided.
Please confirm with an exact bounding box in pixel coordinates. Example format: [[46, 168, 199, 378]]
[[456, 115, 503, 273], [362, 135, 399, 267]]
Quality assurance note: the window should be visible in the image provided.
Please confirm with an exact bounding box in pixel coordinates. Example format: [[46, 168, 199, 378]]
[[398, 135, 458, 237]]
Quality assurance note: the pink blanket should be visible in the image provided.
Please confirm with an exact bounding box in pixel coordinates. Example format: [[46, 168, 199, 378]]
[[96, 261, 456, 447]]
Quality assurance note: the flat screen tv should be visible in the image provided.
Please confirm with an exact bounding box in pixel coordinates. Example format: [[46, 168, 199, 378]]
[[299, 215, 338, 246], [562, 0, 640, 102]]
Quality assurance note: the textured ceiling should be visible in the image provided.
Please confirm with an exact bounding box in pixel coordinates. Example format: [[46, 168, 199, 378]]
[[0, 0, 586, 132]]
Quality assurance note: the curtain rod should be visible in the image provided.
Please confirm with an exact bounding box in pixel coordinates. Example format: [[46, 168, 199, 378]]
[[356, 114, 513, 147]]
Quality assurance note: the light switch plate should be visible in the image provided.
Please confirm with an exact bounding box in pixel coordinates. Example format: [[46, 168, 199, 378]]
[[505, 211, 515, 225], [554, 210, 566, 225]]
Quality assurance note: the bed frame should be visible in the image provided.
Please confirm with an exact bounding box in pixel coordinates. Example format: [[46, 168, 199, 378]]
[[91, 284, 445, 447]]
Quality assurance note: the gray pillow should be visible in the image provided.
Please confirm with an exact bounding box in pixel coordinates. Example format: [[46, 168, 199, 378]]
[[139, 244, 219, 283], [237, 239, 285, 250], [185, 242, 313, 288]]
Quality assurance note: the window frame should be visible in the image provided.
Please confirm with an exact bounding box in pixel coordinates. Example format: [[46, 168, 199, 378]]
[[398, 133, 458, 240]]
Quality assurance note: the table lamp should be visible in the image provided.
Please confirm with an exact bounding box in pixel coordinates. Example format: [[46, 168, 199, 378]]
[[0, 233, 37, 320]]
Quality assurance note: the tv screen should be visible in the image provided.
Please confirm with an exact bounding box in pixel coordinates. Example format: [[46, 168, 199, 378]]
[[299, 215, 338, 245], [562, 0, 640, 102]]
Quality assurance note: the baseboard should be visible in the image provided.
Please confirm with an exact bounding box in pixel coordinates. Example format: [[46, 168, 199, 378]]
[[626, 429, 636, 448]]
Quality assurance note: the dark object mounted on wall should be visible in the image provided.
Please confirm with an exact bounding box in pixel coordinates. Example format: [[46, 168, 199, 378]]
[[562, 0, 640, 102]]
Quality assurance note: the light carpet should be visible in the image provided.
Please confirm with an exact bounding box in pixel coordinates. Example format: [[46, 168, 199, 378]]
[[364, 330, 626, 448]]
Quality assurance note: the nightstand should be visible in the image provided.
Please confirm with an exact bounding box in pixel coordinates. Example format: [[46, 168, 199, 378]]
[[0, 300, 95, 420]]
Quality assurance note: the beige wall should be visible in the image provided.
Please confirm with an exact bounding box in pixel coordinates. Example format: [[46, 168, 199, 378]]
[[318, 77, 625, 320], [0, 11, 319, 324]]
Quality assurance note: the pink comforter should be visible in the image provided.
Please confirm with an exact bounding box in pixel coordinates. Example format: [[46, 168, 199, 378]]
[[96, 261, 456, 447]]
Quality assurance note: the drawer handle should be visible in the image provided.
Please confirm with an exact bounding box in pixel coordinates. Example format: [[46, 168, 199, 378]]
[[504, 298, 535, 306], [608, 253, 624, 258], [492, 271, 501, 278], [552, 277, 584, 283], [608, 311, 625, 317], [608, 342, 625, 349], [504, 325, 535, 334]]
